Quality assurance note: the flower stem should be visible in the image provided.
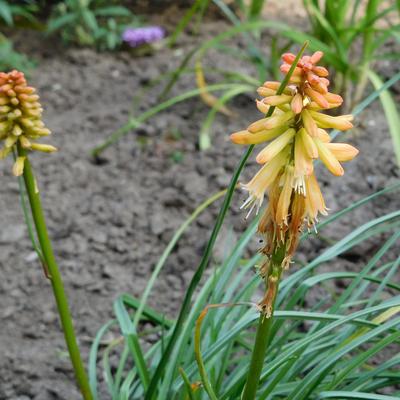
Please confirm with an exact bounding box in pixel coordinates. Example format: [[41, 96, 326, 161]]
[[241, 244, 286, 400], [17, 145, 93, 400]]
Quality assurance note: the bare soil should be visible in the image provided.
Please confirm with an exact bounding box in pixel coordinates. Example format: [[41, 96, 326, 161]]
[[0, 5, 399, 400]]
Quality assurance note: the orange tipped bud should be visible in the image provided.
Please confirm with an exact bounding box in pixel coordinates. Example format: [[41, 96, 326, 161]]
[[263, 94, 292, 106], [14, 85, 35, 94], [282, 53, 296, 64], [263, 81, 280, 90], [291, 93, 303, 114], [301, 109, 318, 137], [314, 138, 344, 176], [248, 117, 269, 133], [289, 75, 303, 84], [309, 110, 353, 131], [310, 51, 324, 64], [306, 72, 320, 85], [312, 66, 329, 77], [263, 110, 294, 130], [319, 77, 330, 87], [231, 126, 286, 145], [262, 82, 292, 96], [256, 128, 295, 164], [256, 99, 270, 114], [257, 86, 276, 97], [316, 128, 331, 143], [311, 80, 328, 94], [280, 64, 303, 76], [325, 143, 359, 162], [304, 86, 329, 108], [324, 92, 343, 104], [299, 128, 318, 159], [295, 133, 313, 178]]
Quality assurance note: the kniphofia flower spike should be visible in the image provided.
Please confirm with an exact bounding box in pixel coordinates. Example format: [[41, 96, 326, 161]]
[[231, 50, 358, 289], [0, 70, 56, 176]]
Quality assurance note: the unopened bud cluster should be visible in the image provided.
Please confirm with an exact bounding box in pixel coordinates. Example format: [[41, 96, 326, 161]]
[[231, 51, 359, 275], [0, 70, 56, 176]]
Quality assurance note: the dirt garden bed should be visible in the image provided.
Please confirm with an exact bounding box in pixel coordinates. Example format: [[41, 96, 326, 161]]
[[0, 4, 399, 399]]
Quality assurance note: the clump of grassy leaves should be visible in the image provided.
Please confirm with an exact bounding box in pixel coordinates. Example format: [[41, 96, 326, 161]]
[[89, 78, 400, 399]]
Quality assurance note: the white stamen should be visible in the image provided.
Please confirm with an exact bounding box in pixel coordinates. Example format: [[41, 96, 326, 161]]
[[293, 174, 306, 196], [245, 202, 257, 219]]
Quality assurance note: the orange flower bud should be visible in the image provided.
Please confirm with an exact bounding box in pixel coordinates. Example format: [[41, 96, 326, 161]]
[[257, 86, 276, 97], [280, 64, 303, 76], [263, 94, 293, 106], [263, 81, 280, 90], [230, 125, 286, 145], [312, 66, 329, 77], [304, 86, 329, 108], [310, 51, 324, 64], [291, 93, 303, 114], [281, 53, 296, 64]]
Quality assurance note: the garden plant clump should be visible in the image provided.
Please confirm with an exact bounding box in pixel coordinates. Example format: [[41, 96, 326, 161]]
[[0, 1, 399, 400], [229, 47, 360, 399]]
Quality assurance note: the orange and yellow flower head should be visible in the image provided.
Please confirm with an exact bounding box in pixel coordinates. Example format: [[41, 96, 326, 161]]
[[0, 70, 56, 176], [231, 51, 359, 269]]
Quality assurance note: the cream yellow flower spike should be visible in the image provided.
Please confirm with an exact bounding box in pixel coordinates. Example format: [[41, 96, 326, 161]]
[[230, 50, 358, 268]]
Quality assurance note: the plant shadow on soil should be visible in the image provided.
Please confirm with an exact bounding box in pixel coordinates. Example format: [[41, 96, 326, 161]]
[[0, 6, 399, 400]]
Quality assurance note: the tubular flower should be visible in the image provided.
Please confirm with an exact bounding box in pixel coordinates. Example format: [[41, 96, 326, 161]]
[[0, 70, 56, 176], [230, 51, 358, 271]]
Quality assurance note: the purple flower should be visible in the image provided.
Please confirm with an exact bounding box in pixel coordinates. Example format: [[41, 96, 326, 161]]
[[122, 26, 165, 47]]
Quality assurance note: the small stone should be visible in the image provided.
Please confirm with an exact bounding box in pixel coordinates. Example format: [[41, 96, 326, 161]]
[[111, 69, 120, 78], [149, 213, 168, 236], [91, 230, 108, 244], [52, 83, 62, 91], [42, 310, 56, 324], [25, 251, 39, 263], [101, 264, 114, 278]]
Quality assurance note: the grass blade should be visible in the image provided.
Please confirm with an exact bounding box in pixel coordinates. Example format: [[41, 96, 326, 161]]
[[318, 391, 399, 400], [367, 70, 400, 166], [88, 320, 115, 399], [113, 297, 150, 391]]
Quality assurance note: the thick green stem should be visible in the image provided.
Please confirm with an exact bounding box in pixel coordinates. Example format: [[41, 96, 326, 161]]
[[17, 146, 93, 400], [241, 244, 286, 400]]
